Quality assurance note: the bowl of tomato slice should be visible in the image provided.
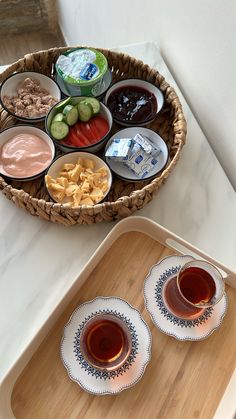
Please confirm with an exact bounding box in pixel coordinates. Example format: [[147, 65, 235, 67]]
[[45, 96, 113, 154]]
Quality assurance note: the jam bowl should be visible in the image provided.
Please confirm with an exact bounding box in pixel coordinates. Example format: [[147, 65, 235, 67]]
[[104, 78, 164, 127]]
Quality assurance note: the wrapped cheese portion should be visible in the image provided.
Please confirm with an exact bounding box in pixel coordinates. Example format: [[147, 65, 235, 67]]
[[105, 138, 132, 161], [106, 133, 162, 179], [132, 134, 161, 157], [124, 142, 158, 178]]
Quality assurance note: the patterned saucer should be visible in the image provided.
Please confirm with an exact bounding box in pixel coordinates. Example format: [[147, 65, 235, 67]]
[[61, 296, 152, 395], [144, 255, 228, 341]]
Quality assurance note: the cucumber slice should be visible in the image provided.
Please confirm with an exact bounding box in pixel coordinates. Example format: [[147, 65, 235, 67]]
[[69, 97, 81, 106], [50, 121, 69, 140], [52, 113, 64, 123], [63, 105, 78, 126], [84, 97, 100, 115], [55, 97, 71, 112], [77, 102, 93, 122]]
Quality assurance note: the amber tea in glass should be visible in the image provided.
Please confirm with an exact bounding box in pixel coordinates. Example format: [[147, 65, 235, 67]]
[[163, 259, 225, 320], [80, 314, 131, 371], [177, 260, 225, 308]]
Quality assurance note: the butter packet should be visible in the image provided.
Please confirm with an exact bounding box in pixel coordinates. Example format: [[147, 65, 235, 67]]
[[124, 142, 159, 179], [133, 133, 161, 157], [105, 138, 132, 161]]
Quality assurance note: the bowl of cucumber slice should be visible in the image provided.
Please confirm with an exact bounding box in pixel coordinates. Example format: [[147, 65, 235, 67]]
[[45, 96, 113, 154]]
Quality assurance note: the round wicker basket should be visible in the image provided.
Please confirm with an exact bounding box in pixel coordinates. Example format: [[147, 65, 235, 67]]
[[0, 46, 187, 226]]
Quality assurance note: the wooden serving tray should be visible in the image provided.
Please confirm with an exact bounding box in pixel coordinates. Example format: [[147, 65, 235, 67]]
[[1, 217, 236, 419]]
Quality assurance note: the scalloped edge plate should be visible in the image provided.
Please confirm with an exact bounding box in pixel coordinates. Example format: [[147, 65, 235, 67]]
[[61, 296, 152, 395], [144, 255, 228, 341]]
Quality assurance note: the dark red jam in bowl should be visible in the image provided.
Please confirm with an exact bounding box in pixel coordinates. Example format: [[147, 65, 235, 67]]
[[107, 85, 158, 124]]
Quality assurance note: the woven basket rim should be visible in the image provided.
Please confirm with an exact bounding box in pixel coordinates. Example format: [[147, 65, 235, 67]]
[[0, 46, 187, 223]]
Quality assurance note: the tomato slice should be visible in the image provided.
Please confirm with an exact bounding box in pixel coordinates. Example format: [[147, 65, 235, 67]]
[[61, 137, 73, 146], [73, 123, 91, 146], [63, 118, 109, 148], [80, 122, 98, 143], [87, 121, 102, 143], [89, 116, 109, 139], [66, 128, 83, 147]]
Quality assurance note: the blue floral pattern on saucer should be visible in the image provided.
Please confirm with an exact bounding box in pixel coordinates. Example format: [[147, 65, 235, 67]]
[[154, 265, 213, 328], [73, 308, 139, 380], [144, 255, 228, 341], [61, 296, 151, 395]]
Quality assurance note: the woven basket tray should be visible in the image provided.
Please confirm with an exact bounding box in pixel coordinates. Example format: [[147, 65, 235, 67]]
[[0, 46, 187, 226]]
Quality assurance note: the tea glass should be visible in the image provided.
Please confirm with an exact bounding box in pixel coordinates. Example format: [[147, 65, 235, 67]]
[[80, 313, 132, 371], [164, 259, 225, 319]]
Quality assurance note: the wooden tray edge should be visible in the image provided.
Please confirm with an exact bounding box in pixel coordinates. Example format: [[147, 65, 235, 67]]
[[1, 215, 236, 419]]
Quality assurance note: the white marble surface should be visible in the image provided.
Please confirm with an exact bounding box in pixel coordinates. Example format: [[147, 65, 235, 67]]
[[0, 41, 236, 382]]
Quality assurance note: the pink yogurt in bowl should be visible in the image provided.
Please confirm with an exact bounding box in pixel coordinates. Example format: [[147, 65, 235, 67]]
[[0, 125, 55, 181]]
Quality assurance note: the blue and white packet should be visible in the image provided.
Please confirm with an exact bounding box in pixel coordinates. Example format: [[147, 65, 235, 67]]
[[105, 138, 132, 161], [106, 133, 163, 179], [124, 142, 159, 178], [133, 133, 161, 157]]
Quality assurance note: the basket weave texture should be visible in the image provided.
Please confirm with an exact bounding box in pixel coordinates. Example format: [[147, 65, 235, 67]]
[[0, 46, 187, 226]]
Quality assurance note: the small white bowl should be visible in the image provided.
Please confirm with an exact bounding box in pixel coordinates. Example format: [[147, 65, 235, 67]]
[[104, 127, 169, 182], [0, 71, 61, 122], [0, 125, 56, 181], [46, 151, 112, 206], [104, 78, 164, 127], [45, 97, 113, 154]]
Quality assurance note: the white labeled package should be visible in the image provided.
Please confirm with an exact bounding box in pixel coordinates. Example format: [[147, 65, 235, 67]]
[[106, 133, 163, 179], [124, 142, 159, 178], [132, 133, 153, 154], [133, 133, 161, 157], [105, 138, 132, 161]]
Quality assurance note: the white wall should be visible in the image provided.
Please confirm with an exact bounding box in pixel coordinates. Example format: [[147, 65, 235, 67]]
[[57, 0, 236, 189]]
